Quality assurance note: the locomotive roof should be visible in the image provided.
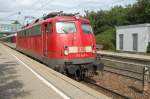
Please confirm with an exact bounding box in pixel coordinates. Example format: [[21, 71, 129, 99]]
[[18, 16, 90, 32], [45, 16, 90, 23]]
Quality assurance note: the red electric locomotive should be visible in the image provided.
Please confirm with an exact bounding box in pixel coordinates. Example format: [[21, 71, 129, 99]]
[[16, 12, 102, 80]]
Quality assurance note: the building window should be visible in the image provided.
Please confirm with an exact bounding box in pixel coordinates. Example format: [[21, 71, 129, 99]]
[[119, 34, 124, 50], [132, 33, 138, 51]]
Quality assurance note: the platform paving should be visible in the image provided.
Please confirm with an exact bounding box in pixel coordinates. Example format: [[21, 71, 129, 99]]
[[0, 44, 63, 99]]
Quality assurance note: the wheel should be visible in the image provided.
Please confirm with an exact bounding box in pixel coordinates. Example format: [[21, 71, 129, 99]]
[[74, 70, 81, 81]]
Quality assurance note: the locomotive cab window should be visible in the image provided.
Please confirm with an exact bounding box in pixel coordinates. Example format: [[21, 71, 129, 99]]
[[81, 24, 93, 34], [56, 22, 76, 33]]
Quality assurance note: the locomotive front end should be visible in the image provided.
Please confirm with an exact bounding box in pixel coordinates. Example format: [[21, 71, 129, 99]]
[[54, 16, 101, 80], [62, 22, 96, 64], [55, 16, 96, 64]]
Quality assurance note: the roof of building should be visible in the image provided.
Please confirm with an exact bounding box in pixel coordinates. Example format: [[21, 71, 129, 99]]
[[116, 23, 150, 29]]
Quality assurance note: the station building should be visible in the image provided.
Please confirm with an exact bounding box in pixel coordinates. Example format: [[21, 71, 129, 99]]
[[116, 23, 150, 53], [0, 22, 21, 37]]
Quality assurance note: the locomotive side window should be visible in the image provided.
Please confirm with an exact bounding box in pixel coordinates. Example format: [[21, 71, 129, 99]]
[[24, 30, 26, 36], [29, 28, 32, 36], [19, 31, 22, 37], [19, 30, 25, 37], [22, 31, 24, 36], [81, 24, 93, 34], [22, 30, 26, 36], [18, 32, 20, 36], [26, 29, 30, 36], [32, 25, 41, 36], [49, 23, 52, 33], [56, 22, 76, 33]]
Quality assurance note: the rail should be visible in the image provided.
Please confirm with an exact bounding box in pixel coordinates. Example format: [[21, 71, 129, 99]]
[[83, 78, 131, 99]]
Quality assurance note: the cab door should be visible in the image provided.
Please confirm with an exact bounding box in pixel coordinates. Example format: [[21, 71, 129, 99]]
[[42, 23, 48, 57]]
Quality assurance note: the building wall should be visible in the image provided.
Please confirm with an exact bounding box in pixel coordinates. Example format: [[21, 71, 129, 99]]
[[116, 26, 149, 52], [0, 24, 21, 33]]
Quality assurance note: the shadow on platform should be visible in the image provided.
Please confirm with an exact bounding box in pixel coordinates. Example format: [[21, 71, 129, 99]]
[[0, 61, 30, 99]]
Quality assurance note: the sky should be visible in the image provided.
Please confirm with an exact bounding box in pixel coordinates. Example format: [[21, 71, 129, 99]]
[[0, 0, 137, 24]]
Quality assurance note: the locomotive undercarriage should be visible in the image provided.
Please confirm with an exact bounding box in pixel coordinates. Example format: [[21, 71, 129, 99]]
[[16, 48, 103, 81], [54, 62, 104, 81]]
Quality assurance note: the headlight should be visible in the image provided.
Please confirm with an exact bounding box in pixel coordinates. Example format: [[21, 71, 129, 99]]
[[64, 50, 69, 55]]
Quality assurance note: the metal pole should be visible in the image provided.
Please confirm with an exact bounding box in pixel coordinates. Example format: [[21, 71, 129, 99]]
[[143, 66, 149, 93]]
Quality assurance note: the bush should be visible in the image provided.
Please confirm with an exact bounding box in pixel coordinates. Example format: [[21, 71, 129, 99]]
[[147, 42, 150, 53], [96, 28, 116, 50]]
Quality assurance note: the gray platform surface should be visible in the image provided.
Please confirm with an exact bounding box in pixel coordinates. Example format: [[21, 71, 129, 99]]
[[0, 44, 62, 99]]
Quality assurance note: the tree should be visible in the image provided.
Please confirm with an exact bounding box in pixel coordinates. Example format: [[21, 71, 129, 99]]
[[127, 0, 150, 24], [96, 28, 116, 50], [85, 0, 150, 50], [12, 20, 20, 24]]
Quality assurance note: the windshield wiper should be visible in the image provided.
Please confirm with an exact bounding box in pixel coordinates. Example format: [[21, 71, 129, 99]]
[[62, 29, 68, 34]]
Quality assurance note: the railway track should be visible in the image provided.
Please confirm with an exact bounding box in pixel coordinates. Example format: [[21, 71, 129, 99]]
[[105, 65, 142, 74], [104, 65, 143, 81], [96, 54, 150, 82], [82, 65, 150, 99], [93, 55, 150, 99], [82, 78, 131, 99]]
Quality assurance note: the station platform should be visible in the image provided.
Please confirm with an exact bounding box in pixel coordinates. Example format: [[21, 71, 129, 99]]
[[0, 43, 110, 99], [97, 50, 150, 62]]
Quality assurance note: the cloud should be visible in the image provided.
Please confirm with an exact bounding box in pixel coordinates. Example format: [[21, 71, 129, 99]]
[[0, 0, 136, 24], [0, 0, 136, 11]]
